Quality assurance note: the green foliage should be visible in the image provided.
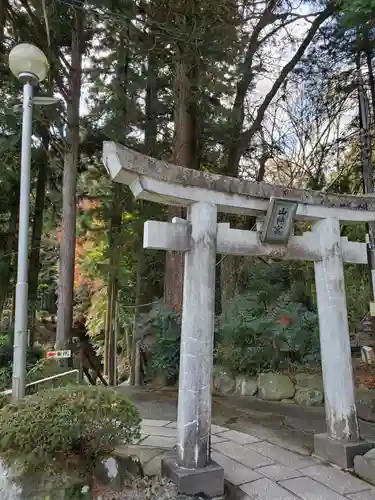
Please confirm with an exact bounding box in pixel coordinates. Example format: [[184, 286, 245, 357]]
[[0, 393, 7, 409], [216, 262, 321, 376], [345, 263, 371, 330], [86, 286, 107, 344], [138, 302, 181, 381], [0, 385, 141, 474], [0, 337, 44, 392], [340, 0, 375, 26]]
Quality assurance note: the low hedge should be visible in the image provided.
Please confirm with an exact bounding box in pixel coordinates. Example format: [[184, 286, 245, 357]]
[[0, 384, 141, 474]]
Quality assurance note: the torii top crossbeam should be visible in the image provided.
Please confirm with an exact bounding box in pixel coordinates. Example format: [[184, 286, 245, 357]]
[[103, 141, 375, 223]]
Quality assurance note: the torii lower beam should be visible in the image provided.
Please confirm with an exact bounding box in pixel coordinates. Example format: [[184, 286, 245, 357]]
[[144, 220, 368, 265]]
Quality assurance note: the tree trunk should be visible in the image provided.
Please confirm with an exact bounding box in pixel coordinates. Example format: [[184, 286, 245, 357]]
[[107, 281, 118, 386], [364, 36, 375, 120], [164, 49, 199, 310], [130, 247, 143, 386], [28, 135, 49, 345], [128, 43, 159, 385], [103, 288, 113, 377], [56, 9, 83, 349], [220, 256, 239, 309], [104, 183, 123, 381], [104, 29, 130, 378], [0, 197, 18, 319], [145, 41, 158, 157], [0, 0, 7, 55]]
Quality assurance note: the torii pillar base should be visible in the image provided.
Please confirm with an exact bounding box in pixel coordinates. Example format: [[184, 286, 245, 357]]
[[162, 455, 224, 498], [314, 434, 373, 469]]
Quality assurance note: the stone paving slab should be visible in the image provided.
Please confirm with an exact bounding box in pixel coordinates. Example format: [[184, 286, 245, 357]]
[[348, 491, 375, 499], [210, 434, 229, 444], [130, 419, 375, 500], [281, 477, 349, 499], [211, 451, 262, 486], [255, 464, 303, 481], [300, 464, 371, 495], [139, 435, 175, 449], [165, 422, 177, 428], [142, 419, 172, 427], [212, 440, 274, 468], [232, 423, 313, 456], [217, 429, 262, 445], [141, 425, 177, 438], [211, 424, 228, 434], [240, 477, 299, 499], [247, 440, 316, 469]]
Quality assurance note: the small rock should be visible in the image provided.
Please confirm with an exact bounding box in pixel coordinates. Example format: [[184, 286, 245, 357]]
[[294, 373, 323, 392], [294, 388, 324, 407], [258, 373, 295, 401], [235, 375, 258, 396], [213, 370, 235, 395]]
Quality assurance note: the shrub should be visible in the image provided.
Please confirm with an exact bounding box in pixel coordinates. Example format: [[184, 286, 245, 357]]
[[0, 385, 141, 474], [0, 393, 8, 409], [216, 288, 321, 376], [138, 302, 181, 381]]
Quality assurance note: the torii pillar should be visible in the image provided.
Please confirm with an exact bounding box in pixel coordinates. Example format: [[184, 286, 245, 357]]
[[313, 218, 373, 468], [161, 201, 224, 497]]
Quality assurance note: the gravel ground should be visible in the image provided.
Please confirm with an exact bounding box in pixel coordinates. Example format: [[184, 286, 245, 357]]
[[93, 476, 208, 500]]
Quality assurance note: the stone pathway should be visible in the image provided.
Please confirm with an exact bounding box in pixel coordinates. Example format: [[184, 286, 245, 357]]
[[127, 419, 375, 500]]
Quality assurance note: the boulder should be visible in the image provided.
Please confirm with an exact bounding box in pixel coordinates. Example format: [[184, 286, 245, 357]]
[[213, 370, 235, 395], [0, 459, 22, 500], [258, 373, 295, 401], [0, 458, 92, 499], [294, 388, 324, 407], [235, 375, 258, 396], [94, 455, 143, 492], [354, 453, 375, 487], [294, 373, 323, 392]]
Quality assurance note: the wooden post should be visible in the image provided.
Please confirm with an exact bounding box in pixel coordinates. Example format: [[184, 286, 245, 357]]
[[134, 340, 141, 386], [108, 295, 119, 386], [78, 342, 84, 383], [130, 247, 143, 386]]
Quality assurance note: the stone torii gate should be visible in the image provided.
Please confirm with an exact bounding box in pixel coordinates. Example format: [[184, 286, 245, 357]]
[[103, 141, 374, 497]]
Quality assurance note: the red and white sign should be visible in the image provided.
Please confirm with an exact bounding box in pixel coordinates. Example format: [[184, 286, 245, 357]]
[[46, 350, 71, 359]]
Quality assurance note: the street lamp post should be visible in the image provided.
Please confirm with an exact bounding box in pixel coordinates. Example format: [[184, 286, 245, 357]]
[[9, 43, 49, 401]]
